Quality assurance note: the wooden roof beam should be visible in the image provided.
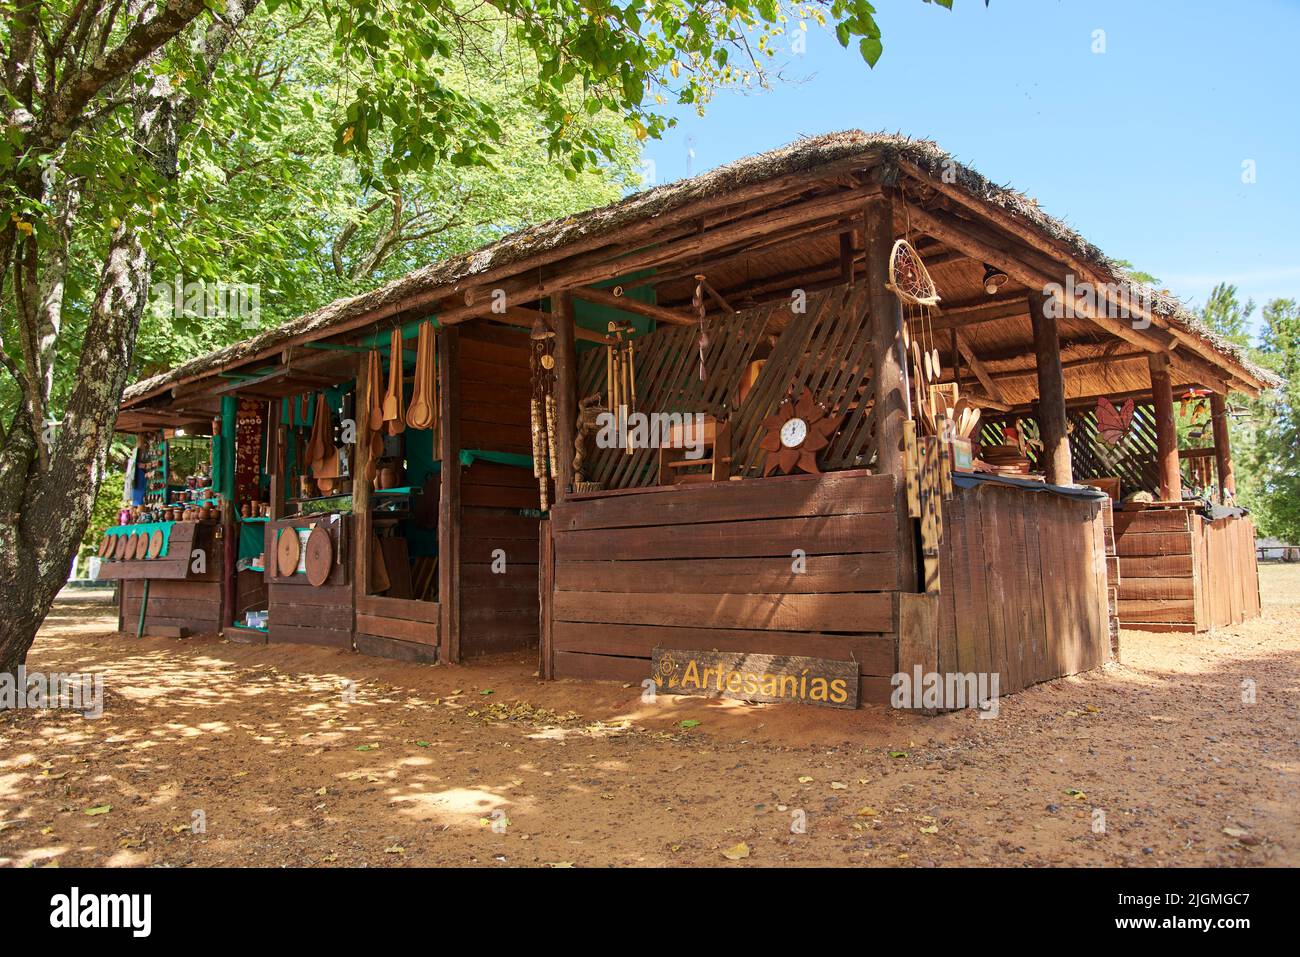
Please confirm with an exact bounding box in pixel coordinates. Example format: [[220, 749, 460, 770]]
[[899, 163, 1269, 392], [437, 184, 882, 326], [571, 286, 697, 326]]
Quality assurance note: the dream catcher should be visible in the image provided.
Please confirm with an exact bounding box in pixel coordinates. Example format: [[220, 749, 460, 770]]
[[530, 333, 557, 510], [758, 388, 842, 476], [886, 236, 949, 594], [604, 320, 636, 455]]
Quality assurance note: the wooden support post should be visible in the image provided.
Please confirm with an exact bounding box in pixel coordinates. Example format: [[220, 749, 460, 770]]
[[1148, 353, 1182, 501], [267, 401, 284, 520], [865, 193, 918, 591], [1210, 392, 1236, 504], [553, 291, 578, 501], [538, 520, 555, 680], [1029, 288, 1074, 485], [353, 352, 372, 594], [437, 326, 462, 664], [219, 497, 236, 632]]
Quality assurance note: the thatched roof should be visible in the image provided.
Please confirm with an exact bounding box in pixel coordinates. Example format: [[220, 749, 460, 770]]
[[123, 130, 1280, 404]]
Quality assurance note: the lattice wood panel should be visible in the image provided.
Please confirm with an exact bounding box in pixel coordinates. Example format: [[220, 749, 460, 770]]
[[979, 402, 1162, 497], [575, 302, 775, 489], [728, 282, 876, 477], [573, 281, 877, 489]]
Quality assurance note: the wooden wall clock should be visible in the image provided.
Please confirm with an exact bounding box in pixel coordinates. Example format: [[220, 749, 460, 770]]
[[759, 388, 841, 476]]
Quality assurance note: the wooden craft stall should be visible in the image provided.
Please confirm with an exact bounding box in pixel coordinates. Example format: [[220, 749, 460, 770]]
[[115, 131, 1279, 705], [94, 425, 225, 636]]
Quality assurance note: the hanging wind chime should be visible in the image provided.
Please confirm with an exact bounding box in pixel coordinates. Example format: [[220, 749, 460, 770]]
[[529, 322, 557, 509], [605, 320, 636, 455]]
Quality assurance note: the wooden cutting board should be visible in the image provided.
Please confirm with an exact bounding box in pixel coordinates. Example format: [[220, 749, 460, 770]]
[[276, 528, 302, 578], [304, 524, 334, 587]]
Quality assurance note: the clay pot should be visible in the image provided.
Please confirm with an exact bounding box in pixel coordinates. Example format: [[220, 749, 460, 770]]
[[377, 465, 398, 490]]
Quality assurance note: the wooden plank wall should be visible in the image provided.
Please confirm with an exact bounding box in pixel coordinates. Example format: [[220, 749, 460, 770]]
[[1116, 509, 1261, 632], [1114, 509, 1197, 630], [120, 579, 223, 636], [115, 523, 223, 636], [355, 595, 440, 663], [547, 470, 901, 704], [934, 483, 1109, 693], [460, 501, 540, 656], [457, 325, 542, 657], [264, 515, 354, 648]]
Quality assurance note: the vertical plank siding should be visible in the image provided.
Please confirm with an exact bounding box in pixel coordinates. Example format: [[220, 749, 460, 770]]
[[933, 483, 1110, 696]]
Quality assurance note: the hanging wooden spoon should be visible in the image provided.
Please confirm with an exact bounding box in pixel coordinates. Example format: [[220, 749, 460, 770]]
[[391, 327, 406, 435], [367, 349, 382, 431], [406, 322, 425, 429], [383, 328, 400, 424]]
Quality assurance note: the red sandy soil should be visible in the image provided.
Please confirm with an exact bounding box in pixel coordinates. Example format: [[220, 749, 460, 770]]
[[2, 565, 1297, 868]]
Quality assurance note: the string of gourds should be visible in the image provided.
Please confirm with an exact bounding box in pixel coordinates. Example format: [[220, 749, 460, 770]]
[[530, 337, 557, 509]]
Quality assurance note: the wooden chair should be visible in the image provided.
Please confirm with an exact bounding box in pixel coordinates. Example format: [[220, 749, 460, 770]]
[[658, 416, 731, 485]]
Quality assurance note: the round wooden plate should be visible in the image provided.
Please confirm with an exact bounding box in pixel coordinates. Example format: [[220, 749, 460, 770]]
[[125, 532, 139, 561], [99, 535, 111, 557], [304, 524, 333, 587], [148, 529, 163, 560], [113, 534, 127, 561], [277, 528, 301, 578]]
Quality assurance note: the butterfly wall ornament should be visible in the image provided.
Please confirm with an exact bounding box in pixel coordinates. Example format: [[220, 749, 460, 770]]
[[1096, 396, 1136, 446]]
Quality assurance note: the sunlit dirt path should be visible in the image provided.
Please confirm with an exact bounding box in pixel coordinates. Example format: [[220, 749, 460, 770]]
[[2, 567, 1297, 867]]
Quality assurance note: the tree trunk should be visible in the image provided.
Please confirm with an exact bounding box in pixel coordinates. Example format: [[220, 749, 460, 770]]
[[0, 1, 258, 674]]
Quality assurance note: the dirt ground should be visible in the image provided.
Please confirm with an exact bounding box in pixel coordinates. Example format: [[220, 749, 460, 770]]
[[2, 566, 1297, 868]]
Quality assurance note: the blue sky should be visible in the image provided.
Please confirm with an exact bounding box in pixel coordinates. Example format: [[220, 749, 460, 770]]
[[642, 0, 1300, 337]]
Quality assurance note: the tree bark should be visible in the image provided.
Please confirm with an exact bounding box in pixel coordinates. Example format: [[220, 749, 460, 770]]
[[0, 0, 258, 675]]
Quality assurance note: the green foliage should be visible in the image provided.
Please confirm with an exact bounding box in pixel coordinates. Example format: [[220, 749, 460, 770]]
[[81, 468, 125, 560], [1236, 299, 1300, 542], [1201, 282, 1255, 349]]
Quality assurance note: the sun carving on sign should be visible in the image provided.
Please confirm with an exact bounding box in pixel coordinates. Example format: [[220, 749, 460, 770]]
[[759, 388, 841, 476]]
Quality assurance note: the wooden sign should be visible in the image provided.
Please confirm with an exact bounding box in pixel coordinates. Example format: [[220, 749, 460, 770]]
[[651, 647, 858, 709]]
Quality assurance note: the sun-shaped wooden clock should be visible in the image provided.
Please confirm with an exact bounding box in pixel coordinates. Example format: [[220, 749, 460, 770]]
[[759, 388, 841, 476]]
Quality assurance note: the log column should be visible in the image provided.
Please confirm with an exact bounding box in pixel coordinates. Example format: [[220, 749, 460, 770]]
[[865, 193, 917, 591], [1148, 353, 1182, 501], [1210, 392, 1236, 503], [1029, 288, 1074, 485], [552, 291, 578, 501], [438, 326, 461, 664], [353, 351, 372, 594]]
